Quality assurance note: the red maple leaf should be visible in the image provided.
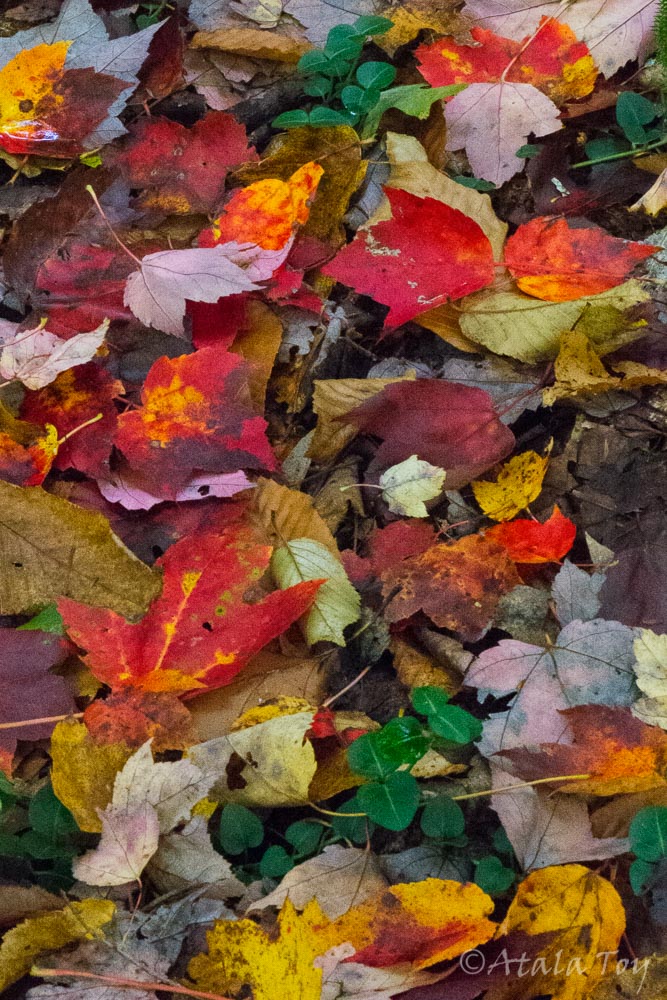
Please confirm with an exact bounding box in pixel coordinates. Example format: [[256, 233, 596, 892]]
[[485, 506, 576, 562]]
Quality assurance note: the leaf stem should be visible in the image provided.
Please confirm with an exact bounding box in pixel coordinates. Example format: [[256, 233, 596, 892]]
[[85, 186, 142, 266], [571, 135, 667, 168], [32, 969, 232, 1000], [57, 412, 104, 445], [451, 773, 592, 801], [0, 712, 83, 731]]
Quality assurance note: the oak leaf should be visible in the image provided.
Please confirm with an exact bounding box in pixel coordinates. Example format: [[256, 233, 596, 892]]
[[58, 525, 322, 695]]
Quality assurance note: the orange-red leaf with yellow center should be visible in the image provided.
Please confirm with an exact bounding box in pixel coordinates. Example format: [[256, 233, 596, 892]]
[[0, 42, 127, 158], [485, 505, 576, 563], [58, 524, 322, 696], [498, 705, 667, 796], [113, 346, 275, 499], [0, 405, 58, 486], [198, 162, 324, 251], [417, 18, 597, 104], [504, 216, 658, 301]]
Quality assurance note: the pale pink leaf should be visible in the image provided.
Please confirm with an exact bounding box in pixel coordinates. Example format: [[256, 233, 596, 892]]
[[0, 320, 108, 390], [72, 802, 160, 886], [462, 0, 658, 77], [98, 467, 254, 510], [123, 246, 262, 337], [444, 82, 562, 185]]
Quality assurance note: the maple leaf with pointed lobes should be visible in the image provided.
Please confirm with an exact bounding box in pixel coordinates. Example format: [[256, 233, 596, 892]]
[[113, 346, 275, 500], [498, 705, 667, 797], [417, 18, 597, 104], [505, 216, 659, 301], [58, 525, 323, 696], [485, 505, 576, 563], [114, 111, 257, 216], [322, 187, 495, 328], [0, 42, 128, 158], [198, 161, 324, 252]]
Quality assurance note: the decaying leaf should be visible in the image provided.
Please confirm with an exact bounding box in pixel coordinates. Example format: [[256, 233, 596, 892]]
[[472, 447, 550, 521]]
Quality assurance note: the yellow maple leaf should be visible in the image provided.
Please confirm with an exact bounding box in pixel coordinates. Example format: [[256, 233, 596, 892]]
[[1, 899, 115, 992], [489, 864, 626, 1000], [188, 898, 322, 1000], [472, 445, 551, 522]]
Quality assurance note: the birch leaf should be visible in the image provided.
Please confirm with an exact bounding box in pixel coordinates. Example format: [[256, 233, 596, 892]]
[[379, 455, 446, 517]]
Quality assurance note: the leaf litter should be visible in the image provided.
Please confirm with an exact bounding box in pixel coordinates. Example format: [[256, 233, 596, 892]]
[[0, 1, 666, 998]]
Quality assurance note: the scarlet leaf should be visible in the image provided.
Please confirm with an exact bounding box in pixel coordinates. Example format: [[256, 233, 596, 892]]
[[485, 505, 576, 563], [114, 112, 257, 216], [505, 216, 658, 301], [322, 187, 495, 327], [380, 534, 521, 641], [344, 380, 515, 489], [112, 346, 275, 499], [417, 19, 596, 103], [58, 524, 322, 695]]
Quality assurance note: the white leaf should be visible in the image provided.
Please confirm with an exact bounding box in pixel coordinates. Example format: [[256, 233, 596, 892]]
[[98, 467, 253, 510], [379, 455, 446, 517], [444, 81, 562, 185], [123, 246, 262, 336], [148, 816, 245, 898], [72, 801, 160, 886], [0, 320, 107, 390], [271, 538, 360, 646]]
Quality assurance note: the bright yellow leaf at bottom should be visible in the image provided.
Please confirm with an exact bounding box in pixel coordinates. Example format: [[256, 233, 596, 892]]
[[0, 899, 115, 992], [489, 864, 626, 1000], [188, 898, 322, 1000]]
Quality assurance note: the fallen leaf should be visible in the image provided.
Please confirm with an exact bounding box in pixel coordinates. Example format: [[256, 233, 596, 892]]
[[50, 719, 133, 833], [73, 741, 212, 886], [632, 629, 667, 730], [192, 27, 312, 62], [305, 878, 497, 969], [271, 538, 360, 646], [83, 688, 195, 753], [0, 481, 161, 617], [308, 374, 415, 464], [188, 711, 317, 807], [462, 0, 659, 78], [0, 900, 115, 993], [490, 865, 625, 1000], [421, 18, 596, 100], [458, 281, 650, 363], [380, 533, 520, 641], [188, 898, 322, 1000], [113, 111, 257, 216], [485, 506, 576, 563], [379, 455, 446, 517], [248, 845, 387, 920], [0, 404, 58, 487], [59, 525, 321, 695], [21, 362, 123, 478], [97, 468, 253, 512], [322, 187, 495, 327], [0, 629, 72, 772], [199, 162, 323, 252], [112, 347, 275, 498], [505, 216, 657, 301], [252, 478, 341, 559], [0, 319, 107, 389], [466, 618, 639, 756], [472, 447, 550, 521], [630, 167, 667, 215], [498, 704, 667, 796], [552, 560, 605, 625], [344, 380, 515, 488], [123, 245, 262, 337], [147, 815, 245, 898]]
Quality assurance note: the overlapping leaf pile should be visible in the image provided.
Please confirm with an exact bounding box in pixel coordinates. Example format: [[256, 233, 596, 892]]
[[0, 1, 666, 999]]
